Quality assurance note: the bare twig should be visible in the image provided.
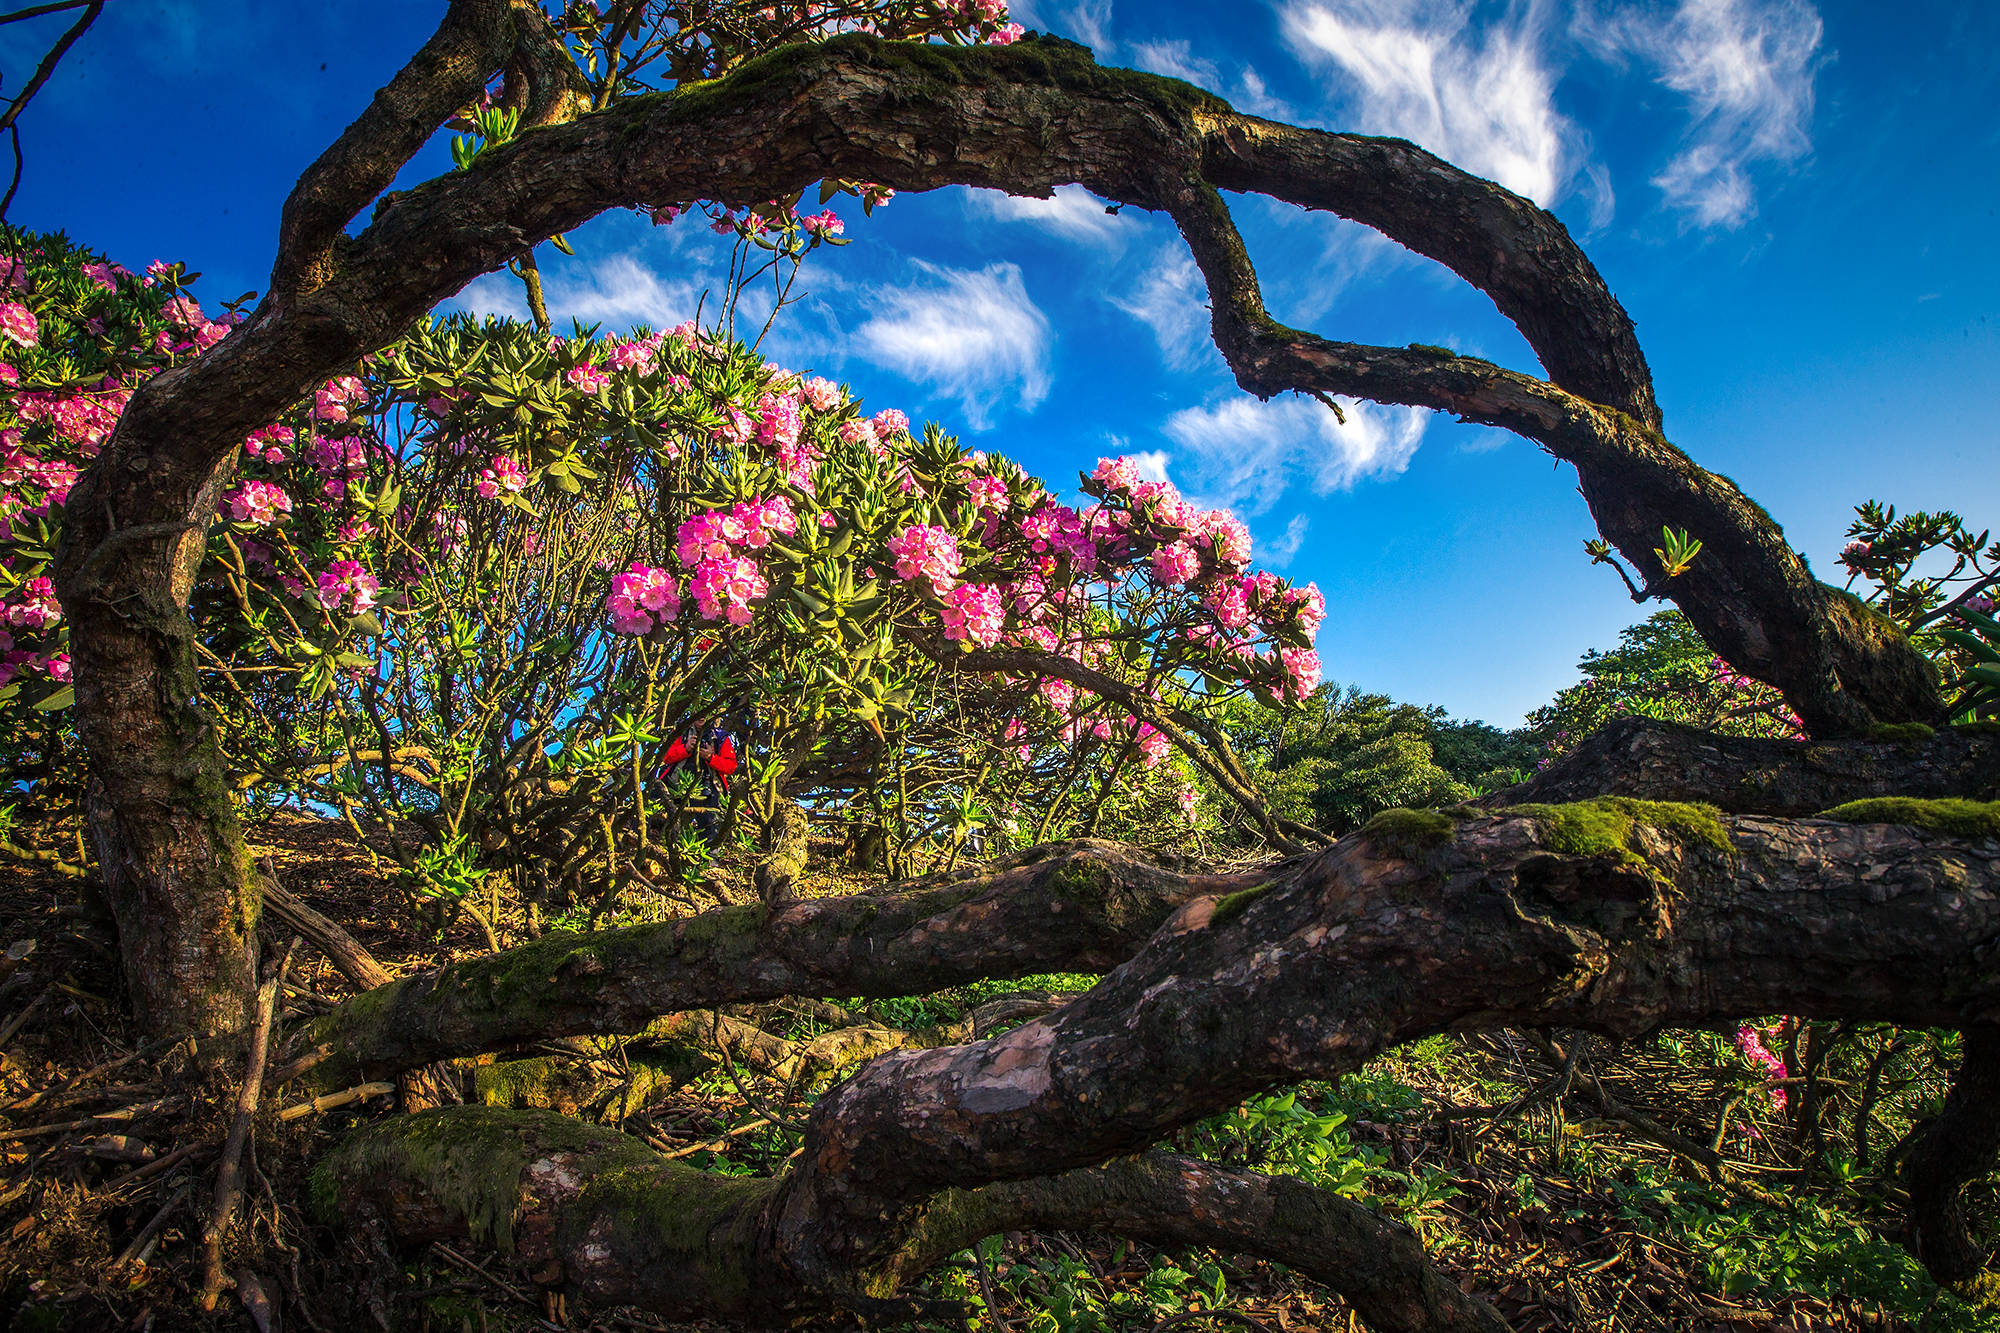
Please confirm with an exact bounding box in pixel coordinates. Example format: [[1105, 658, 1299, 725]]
[[276, 1080, 396, 1122], [261, 864, 393, 990], [200, 940, 295, 1310]]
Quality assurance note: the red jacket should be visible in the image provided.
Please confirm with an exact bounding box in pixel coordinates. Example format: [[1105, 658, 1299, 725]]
[[708, 735, 738, 777]]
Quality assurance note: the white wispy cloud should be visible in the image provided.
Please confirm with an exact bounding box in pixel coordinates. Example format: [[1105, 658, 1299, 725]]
[[1160, 392, 1428, 516], [1576, 0, 1822, 227], [452, 252, 701, 333], [1280, 0, 1576, 206], [1008, 0, 1115, 51], [851, 262, 1052, 428], [967, 185, 1125, 244], [1108, 247, 1217, 371], [1129, 38, 1293, 119], [1266, 514, 1312, 567]]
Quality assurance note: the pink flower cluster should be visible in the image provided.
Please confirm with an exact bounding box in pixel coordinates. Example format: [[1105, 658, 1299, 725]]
[[16, 385, 125, 453], [3, 577, 60, 630], [800, 211, 844, 238], [1150, 540, 1200, 587], [802, 376, 842, 412], [314, 560, 380, 616], [308, 434, 372, 499], [1279, 646, 1322, 701], [676, 496, 798, 566], [227, 480, 293, 527], [606, 562, 681, 635], [567, 363, 609, 394], [1136, 722, 1171, 767], [477, 454, 529, 498], [1735, 1024, 1789, 1111], [244, 424, 293, 463], [607, 332, 665, 374], [313, 375, 368, 424], [0, 303, 37, 349], [941, 581, 1005, 647], [689, 555, 768, 625], [969, 474, 1010, 515], [887, 523, 962, 595]]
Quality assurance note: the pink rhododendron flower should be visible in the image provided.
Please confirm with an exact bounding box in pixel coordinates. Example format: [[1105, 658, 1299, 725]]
[[1176, 784, 1199, 821], [1285, 582, 1327, 637], [756, 390, 802, 451], [1198, 510, 1253, 567], [988, 21, 1024, 42], [1206, 578, 1253, 631], [731, 495, 799, 548], [690, 555, 768, 625], [1839, 539, 1871, 570], [801, 210, 844, 238], [1131, 479, 1196, 533], [940, 581, 1005, 647], [81, 261, 124, 291], [43, 652, 70, 683], [4, 577, 60, 630], [0, 301, 38, 348], [335, 517, 376, 543], [1150, 539, 1201, 587], [244, 423, 293, 463], [886, 523, 961, 595], [315, 561, 380, 615], [872, 408, 909, 439], [1735, 1024, 1790, 1110], [969, 474, 1010, 515], [606, 562, 682, 635], [162, 295, 205, 329], [227, 479, 293, 527], [313, 375, 367, 423], [1038, 676, 1075, 715], [1136, 723, 1171, 767], [567, 363, 609, 394], [0, 364, 16, 388], [1280, 647, 1322, 700], [802, 376, 842, 412], [607, 335, 662, 374], [477, 454, 529, 498]]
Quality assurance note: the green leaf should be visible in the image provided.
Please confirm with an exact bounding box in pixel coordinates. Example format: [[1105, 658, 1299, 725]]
[[32, 686, 74, 712]]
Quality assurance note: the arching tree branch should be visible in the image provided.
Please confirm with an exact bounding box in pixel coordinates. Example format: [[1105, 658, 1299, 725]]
[[1494, 715, 2000, 814], [327, 806, 2000, 1320], [290, 839, 1243, 1088]]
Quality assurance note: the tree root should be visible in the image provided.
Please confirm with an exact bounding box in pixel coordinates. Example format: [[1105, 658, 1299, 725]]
[[1902, 1026, 2000, 1288], [324, 1107, 1506, 1332]]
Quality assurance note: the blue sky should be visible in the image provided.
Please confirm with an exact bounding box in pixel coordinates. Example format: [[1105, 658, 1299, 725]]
[[9, 1, 1997, 725]]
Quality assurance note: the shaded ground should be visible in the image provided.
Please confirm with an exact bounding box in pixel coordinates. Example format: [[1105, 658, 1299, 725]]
[[0, 816, 1990, 1332]]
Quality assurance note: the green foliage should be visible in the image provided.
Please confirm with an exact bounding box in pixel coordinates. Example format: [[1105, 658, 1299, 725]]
[[1527, 610, 1801, 757], [1212, 685, 1507, 838]]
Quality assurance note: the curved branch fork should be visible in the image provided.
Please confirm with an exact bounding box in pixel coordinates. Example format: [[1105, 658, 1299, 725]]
[[325, 806, 2000, 1324]]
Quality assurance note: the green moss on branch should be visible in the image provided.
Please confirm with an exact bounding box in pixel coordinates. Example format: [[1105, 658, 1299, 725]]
[[1817, 797, 2000, 838]]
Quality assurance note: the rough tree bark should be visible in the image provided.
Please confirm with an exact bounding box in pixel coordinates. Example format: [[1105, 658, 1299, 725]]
[[1490, 716, 2000, 814], [288, 839, 1233, 1089], [55, 19, 1952, 1045], [324, 804, 2000, 1323]]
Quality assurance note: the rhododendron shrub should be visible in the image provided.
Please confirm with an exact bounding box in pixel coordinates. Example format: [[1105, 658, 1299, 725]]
[[0, 231, 247, 810], [0, 219, 1323, 911]]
